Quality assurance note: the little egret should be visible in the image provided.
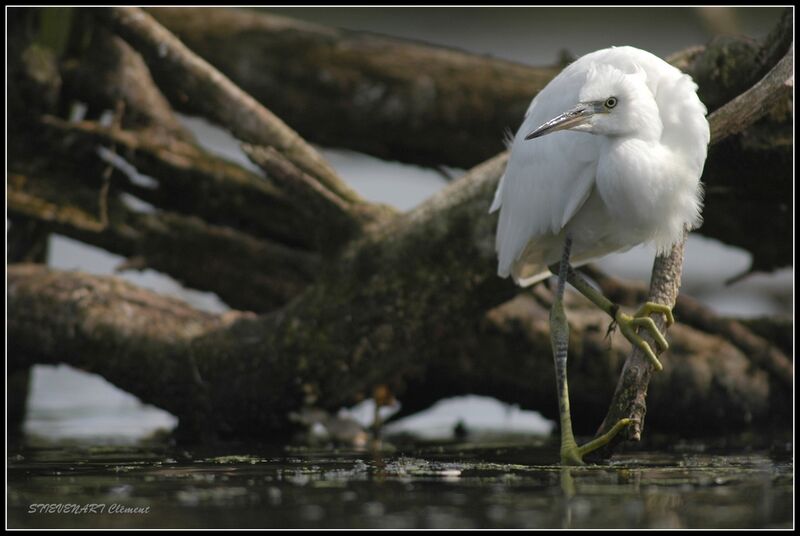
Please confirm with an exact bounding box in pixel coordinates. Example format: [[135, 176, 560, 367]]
[[490, 46, 709, 465]]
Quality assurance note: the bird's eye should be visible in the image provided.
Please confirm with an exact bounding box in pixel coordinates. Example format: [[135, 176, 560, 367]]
[[605, 97, 618, 109]]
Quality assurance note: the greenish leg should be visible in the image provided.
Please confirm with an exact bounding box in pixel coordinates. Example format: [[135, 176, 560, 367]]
[[577, 417, 635, 457], [558, 267, 673, 371], [550, 237, 581, 464], [551, 237, 633, 466]]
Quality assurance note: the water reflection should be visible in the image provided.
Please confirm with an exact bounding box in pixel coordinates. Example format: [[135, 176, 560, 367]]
[[560, 468, 576, 528]]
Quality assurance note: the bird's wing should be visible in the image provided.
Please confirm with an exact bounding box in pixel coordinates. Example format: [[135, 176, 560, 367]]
[[492, 68, 601, 278]]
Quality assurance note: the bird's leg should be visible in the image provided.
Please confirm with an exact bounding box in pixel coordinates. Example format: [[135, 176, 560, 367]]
[[550, 237, 583, 465], [550, 237, 633, 465], [550, 237, 582, 465], [554, 266, 673, 372]]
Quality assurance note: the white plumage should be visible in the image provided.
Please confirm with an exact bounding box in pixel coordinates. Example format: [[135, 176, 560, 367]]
[[491, 46, 709, 286]]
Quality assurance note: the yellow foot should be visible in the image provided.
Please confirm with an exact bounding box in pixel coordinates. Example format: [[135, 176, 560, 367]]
[[615, 302, 674, 371], [560, 418, 635, 466]]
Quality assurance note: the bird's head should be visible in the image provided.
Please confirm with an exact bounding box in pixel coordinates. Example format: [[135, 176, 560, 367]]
[[526, 63, 662, 141]]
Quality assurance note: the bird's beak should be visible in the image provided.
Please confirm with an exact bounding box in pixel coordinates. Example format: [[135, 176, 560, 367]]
[[525, 103, 597, 140]]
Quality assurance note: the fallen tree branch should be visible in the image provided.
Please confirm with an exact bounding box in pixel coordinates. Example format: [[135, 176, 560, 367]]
[[7, 173, 319, 311], [242, 143, 394, 252], [689, 9, 793, 113], [9, 264, 786, 440], [37, 116, 330, 250], [7, 264, 236, 440], [7, 145, 520, 439], [99, 6, 362, 207], [47, 22, 354, 251], [389, 290, 785, 435], [146, 8, 792, 158], [9, 9, 396, 315]]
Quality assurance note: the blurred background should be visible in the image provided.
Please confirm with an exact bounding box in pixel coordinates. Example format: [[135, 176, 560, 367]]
[[17, 6, 791, 445]]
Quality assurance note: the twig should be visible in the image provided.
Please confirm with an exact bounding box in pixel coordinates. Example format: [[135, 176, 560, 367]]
[[98, 99, 125, 229]]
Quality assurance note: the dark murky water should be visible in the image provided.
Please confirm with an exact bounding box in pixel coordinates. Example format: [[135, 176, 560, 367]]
[[7, 434, 793, 529]]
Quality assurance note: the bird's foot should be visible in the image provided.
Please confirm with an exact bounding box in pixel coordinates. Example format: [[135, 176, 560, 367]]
[[560, 418, 635, 466], [615, 302, 674, 371]]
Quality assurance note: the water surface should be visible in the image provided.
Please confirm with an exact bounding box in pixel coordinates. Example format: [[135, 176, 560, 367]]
[[8, 435, 792, 529]]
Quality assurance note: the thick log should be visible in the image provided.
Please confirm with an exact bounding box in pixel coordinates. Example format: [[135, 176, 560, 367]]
[[148, 7, 791, 165], [7, 264, 231, 441], [8, 262, 786, 440], [389, 290, 785, 436]]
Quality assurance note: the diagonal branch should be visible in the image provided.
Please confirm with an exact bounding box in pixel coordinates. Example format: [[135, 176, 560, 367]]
[[60, 27, 194, 143], [98, 6, 362, 206], [710, 44, 793, 143]]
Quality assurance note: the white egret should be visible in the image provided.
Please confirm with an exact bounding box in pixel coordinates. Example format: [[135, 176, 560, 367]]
[[491, 46, 709, 465]]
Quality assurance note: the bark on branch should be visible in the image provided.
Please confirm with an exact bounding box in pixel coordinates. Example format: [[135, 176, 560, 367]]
[[710, 43, 793, 143], [59, 27, 193, 143]]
